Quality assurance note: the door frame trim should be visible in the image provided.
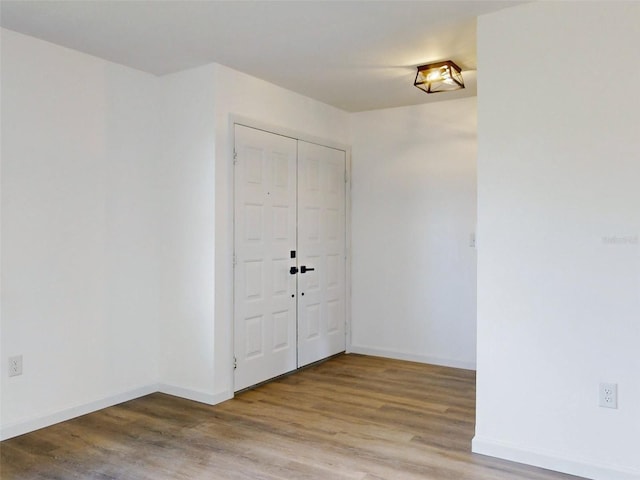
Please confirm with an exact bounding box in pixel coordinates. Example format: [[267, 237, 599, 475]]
[[229, 115, 352, 394]]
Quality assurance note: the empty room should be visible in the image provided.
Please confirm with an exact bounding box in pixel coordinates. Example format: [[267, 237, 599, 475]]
[[1, 1, 638, 479]]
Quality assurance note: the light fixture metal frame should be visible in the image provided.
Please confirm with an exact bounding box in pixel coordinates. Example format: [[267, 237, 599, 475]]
[[414, 60, 465, 94]]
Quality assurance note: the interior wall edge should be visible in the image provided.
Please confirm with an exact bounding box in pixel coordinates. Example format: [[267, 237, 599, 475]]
[[349, 345, 476, 371], [0, 384, 159, 441], [472, 436, 640, 480], [157, 384, 232, 406]]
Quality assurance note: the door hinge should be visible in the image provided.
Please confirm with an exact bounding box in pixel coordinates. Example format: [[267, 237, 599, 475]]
[[233, 150, 238, 164], [233, 357, 237, 370], [344, 170, 348, 183], [233, 253, 237, 267]]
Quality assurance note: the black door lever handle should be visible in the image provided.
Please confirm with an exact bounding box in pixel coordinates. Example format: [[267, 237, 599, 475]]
[[300, 266, 315, 273]]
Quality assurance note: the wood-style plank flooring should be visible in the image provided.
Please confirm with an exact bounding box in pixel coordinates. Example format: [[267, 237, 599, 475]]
[[1, 354, 585, 479]]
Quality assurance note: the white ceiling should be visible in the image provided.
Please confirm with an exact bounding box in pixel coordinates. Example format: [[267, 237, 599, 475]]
[[0, 1, 523, 112]]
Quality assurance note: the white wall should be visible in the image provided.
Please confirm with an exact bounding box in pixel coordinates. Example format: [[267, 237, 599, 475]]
[[212, 64, 350, 397], [0, 28, 352, 434], [155, 63, 351, 403], [155, 64, 219, 403], [1, 29, 160, 438], [474, 3, 640, 479], [349, 98, 477, 370], [142, 62, 351, 403], [1, 25, 479, 440]]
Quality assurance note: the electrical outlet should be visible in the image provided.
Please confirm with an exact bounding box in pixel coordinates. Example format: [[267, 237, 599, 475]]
[[599, 382, 617, 409], [9, 355, 23, 377]]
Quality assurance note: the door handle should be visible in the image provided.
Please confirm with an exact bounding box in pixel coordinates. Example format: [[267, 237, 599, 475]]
[[290, 266, 299, 275], [300, 266, 315, 274]]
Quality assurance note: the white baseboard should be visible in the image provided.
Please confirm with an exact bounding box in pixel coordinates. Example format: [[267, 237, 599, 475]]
[[472, 435, 640, 480], [349, 344, 476, 371], [0, 384, 158, 441], [158, 384, 232, 406], [1, 384, 234, 441]]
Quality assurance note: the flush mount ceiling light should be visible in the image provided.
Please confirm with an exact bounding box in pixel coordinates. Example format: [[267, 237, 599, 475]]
[[414, 60, 465, 94]]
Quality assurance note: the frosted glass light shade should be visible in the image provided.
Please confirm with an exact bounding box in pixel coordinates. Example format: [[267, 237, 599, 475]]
[[414, 61, 465, 94]]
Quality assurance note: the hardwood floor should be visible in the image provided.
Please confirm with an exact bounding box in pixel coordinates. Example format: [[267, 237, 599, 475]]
[[1, 354, 584, 480]]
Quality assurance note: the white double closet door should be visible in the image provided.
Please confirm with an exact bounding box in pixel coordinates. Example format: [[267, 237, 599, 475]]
[[234, 124, 347, 392]]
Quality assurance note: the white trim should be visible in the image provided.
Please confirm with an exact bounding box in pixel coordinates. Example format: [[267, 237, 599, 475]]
[[158, 384, 232, 406], [1, 385, 234, 440], [472, 436, 640, 480], [344, 147, 352, 354], [0, 384, 158, 441], [230, 115, 350, 153], [349, 345, 476, 371], [230, 114, 238, 393]]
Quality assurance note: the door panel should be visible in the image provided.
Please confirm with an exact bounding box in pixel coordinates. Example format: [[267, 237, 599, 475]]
[[234, 125, 298, 391], [297, 141, 347, 367]]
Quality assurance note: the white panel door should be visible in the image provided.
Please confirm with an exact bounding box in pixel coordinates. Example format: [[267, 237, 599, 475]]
[[297, 141, 347, 367], [234, 125, 298, 391]]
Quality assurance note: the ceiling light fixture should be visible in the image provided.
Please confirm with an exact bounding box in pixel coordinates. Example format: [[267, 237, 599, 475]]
[[414, 60, 465, 94]]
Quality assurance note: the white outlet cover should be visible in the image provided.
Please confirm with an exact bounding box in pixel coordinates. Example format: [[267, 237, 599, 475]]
[[9, 355, 23, 377], [599, 382, 618, 409]]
